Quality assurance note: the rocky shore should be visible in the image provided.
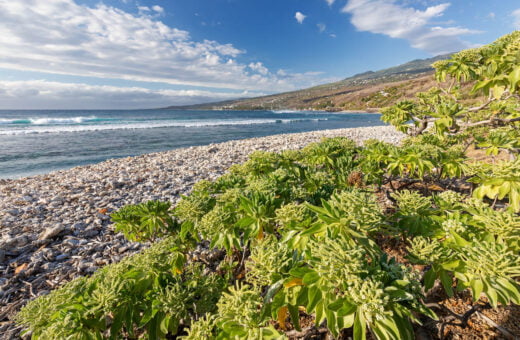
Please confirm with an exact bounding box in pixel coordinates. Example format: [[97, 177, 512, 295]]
[[0, 125, 404, 338]]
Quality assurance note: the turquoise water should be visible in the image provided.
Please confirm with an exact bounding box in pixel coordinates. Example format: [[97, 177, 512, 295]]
[[0, 109, 383, 179]]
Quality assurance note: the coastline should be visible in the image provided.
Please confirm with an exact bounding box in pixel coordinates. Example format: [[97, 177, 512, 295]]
[[0, 125, 404, 338], [0, 110, 383, 180]]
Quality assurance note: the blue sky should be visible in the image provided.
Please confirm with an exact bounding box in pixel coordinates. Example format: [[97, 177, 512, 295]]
[[0, 0, 519, 109]]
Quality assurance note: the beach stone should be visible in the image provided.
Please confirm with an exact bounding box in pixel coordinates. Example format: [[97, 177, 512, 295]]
[[7, 208, 20, 216], [55, 254, 69, 261], [38, 224, 65, 241]]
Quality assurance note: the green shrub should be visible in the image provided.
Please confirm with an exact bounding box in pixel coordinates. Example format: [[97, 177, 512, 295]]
[[111, 200, 176, 242], [16, 238, 224, 339]]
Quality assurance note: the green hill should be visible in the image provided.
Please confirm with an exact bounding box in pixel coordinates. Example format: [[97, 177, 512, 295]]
[[163, 54, 452, 112]]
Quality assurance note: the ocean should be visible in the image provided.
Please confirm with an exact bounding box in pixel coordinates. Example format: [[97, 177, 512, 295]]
[[0, 109, 384, 179]]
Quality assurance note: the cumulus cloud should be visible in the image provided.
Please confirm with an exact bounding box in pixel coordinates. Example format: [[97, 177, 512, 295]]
[[342, 0, 478, 55], [0, 80, 261, 109], [0, 0, 325, 93], [295, 11, 306, 24], [317, 23, 326, 33], [152, 5, 164, 14], [513, 9, 520, 29], [325, 0, 336, 6], [249, 62, 269, 75], [137, 5, 151, 15]]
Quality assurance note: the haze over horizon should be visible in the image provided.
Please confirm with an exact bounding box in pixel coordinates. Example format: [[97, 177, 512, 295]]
[[0, 0, 519, 109]]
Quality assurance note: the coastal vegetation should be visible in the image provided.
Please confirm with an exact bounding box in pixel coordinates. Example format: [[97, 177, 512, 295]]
[[16, 32, 520, 339]]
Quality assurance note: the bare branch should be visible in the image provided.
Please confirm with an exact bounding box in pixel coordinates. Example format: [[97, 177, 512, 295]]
[[476, 312, 517, 340], [462, 116, 520, 128], [468, 98, 495, 112]]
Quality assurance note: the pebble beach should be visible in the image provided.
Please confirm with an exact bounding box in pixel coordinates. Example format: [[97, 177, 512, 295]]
[[0, 125, 404, 338]]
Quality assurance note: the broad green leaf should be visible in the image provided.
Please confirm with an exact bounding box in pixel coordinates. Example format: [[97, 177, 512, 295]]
[[483, 279, 498, 308], [450, 231, 470, 247], [302, 271, 320, 285], [384, 286, 414, 301], [327, 298, 345, 312], [341, 313, 355, 329], [439, 270, 454, 297], [354, 310, 366, 340], [508, 66, 520, 91], [326, 309, 338, 338], [472, 79, 492, 94], [497, 181, 512, 200], [495, 277, 520, 304], [159, 316, 169, 335], [337, 302, 356, 317], [374, 317, 401, 340], [288, 267, 313, 279], [492, 85, 505, 99], [424, 268, 437, 291], [306, 286, 322, 312], [470, 279, 483, 302], [442, 259, 461, 271], [288, 304, 301, 331], [264, 280, 284, 304]]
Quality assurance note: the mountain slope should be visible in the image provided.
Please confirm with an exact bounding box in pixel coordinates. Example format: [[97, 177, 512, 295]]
[[164, 54, 452, 111]]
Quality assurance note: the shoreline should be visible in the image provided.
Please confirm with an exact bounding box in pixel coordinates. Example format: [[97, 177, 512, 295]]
[[0, 125, 404, 339], [0, 110, 382, 181]]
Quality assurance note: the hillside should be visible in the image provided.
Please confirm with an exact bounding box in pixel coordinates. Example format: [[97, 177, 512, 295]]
[[165, 54, 453, 111]]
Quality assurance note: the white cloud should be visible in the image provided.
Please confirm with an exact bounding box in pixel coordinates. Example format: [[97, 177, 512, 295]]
[[295, 11, 306, 24], [317, 23, 326, 33], [0, 0, 325, 93], [342, 0, 479, 55], [152, 5, 164, 14], [325, 0, 335, 6], [0, 80, 260, 109], [249, 62, 269, 75], [513, 9, 520, 29], [137, 5, 150, 15]]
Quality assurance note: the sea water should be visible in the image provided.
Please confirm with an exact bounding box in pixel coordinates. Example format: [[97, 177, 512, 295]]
[[0, 109, 383, 179]]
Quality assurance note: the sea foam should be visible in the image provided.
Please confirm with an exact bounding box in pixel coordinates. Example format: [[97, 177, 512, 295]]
[[0, 118, 327, 135], [0, 116, 100, 125]]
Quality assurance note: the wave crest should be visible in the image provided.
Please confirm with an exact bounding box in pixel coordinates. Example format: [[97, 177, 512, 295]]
[[0, 118, 327, 135], [0, 116, 99, 125]]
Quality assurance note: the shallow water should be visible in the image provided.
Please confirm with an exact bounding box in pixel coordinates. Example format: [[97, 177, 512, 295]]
[[0, 109, 383, 179]]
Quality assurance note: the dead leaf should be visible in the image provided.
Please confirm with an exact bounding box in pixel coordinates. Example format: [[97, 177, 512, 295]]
[[277, 306, 288, 330], [15, 263, 28, 274], [428, 184, 444, 191], [284, 278, 303, 288]]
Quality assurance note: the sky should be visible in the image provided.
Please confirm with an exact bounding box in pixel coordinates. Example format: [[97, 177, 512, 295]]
[[0, 0, 519, 109]]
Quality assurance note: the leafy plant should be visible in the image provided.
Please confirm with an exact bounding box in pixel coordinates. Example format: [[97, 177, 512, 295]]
[[16, 238, 224, 339], [471, 158, 520, 212], [215, 284, 285, 339], [17, 35, 520, 340], [111, 200, 176, 242], [409, 236, 520, 306], [391, 190, 438, 237], [286, 234, 435, 339], [246, 236, 294, 288], [304, 189, 384, 250]]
